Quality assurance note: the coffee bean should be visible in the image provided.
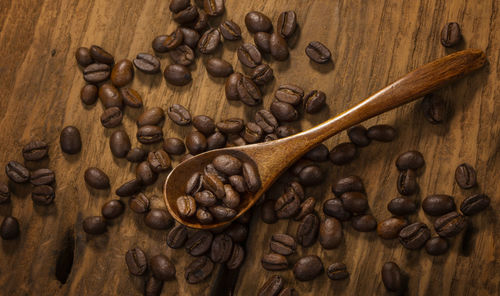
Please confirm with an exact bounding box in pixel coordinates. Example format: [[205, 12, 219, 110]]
[[347, 125, 370, 147], [83, 63, 110, 83], [294, 196, 316, 221], [425, 236, 449, 256], [185, 131, 207, 155], [304, 144, 329, 162], [99, 83, 123, 109], [261, 253, 288, 271], [264, 133, 278, 142], [75, 47, 94, 67], [82, 216, 107, 234], [164, 64, 192, 86], [196, 208, 214, 224], [209, 205, 237, 221], [109, 130, 131, 158], [152, 36, 173, 53], [167, 28, 185, 50], [434, 211, 467, 237], [148, 150, 171, 173], [254, 110, 278, 134], [202, 172, 225, 198], [137, 125, 163, 144], [304, 90, 326, 113], [222, 185, 240, 209], [377, 217, 408, 239], [293, 255, 323, 281], [136, 161, 158, 185], [241, 122, 263, 143], [144, 209, 173, 230], [455, 163, 477, 189], [305, 41, 331, 64], [270, 233, 296, 256], [285, 181, 305, 201], [396, 151, 425, 170], [186, 172, 203, 195], [111, 59, 134, 87], [441, 22, 462, 47], [203, 0, 224, 16], [0, 182, 10, 204], [323, 198, 351, 221], [169, 0, 190, 13], [133, 53, 161, 74], [126, 148, 148, 163], [276, 125, 299, 138], [210, 234, 233, 263], [137, 107, 165, 128], [381, 262, 405, 292], [352, 214, 377, 232], [277, 11, 297, 39], [22, 140, 48, 161], [89, 45, 114, 64], [329, 142, 357, 165], [186, 230, 213, 256], [245, 11, 272, 33], [332, 175, 364, 197], [460, 193, 490, 216], [167, 224, 188, 249], [319, 217, 343, 249], [387, 197, 417, 216], [179, 27, 200, 48], [125, 247, 147, 276], [242, 161, 261, 193], [224, 223, 248, 243], [219, 20, 241, 41], [270, 101, 298, 122], [145, 277, 163, 296], [177, 195, 197, 217], [150, 254, 176, 281], [275, 84, 304, 106], [101, 199, 125, 219], [327, 263, 349, 280], [261, 200, 278, 224], [0, 216, 19, 240], [198, 28, 220, 54], [254, 32, 271, 54], [297, 213, 319, 247], [397, 169, 418, 196], [225, 72, 243, 101], [115, 179, 142, 197], [30, 168, 55, 186], [32, 185, 55, 205], [100, 107, 123, 128], [258, 275, 284, 296], [163, 137, 186, 155], [298, 165, 323, 186], [205, 57, 233, 77], [237, 76, 262, 106], [269, 33, 289, 61], [421, 93, 446, 124], [237, 43, 262, 68], [250, 64, 274, 86], [399, 222, 430, 249], [60, 126, 82, 154], [422, 194, 455, 216], [190, 9, 208, 32], [185, 256, 214, 284], [81, 84, 98, 105], [366, 124, 396, 142], [204, 163, 228, 183], [169, 44, 195, 66], [84, 167, 110, 189], [226, 243, 244, 270], [119, 88, 142, 108], [129, 193, 150, 213], [167, 104, 192, 126]]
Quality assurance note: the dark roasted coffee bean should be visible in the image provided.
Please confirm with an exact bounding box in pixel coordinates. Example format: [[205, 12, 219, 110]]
[[270, 233, 296, 256], [167, 224, 188, 248], [305, 41, 331, 64], [203, 0, 224, 16], [421, 93, 446, 124], [144, 209, 173, 230], [115, 179, 142, 197], [275, 84, 303, 106], [137, 125, 163, 144], [101, 199, 125, 219], [60, 126, 82, 154], [245, 11, 272, 33], [89, 45, 114, 64], [293, 255, 323, 281], [207, 132, 226, 150], [145, 277, 163, 296], [251, 64, 274, 86], [347, 125, 370, 147], [136, 161, 158, 185], [270, 101, 298, 122], [242, 161, 261, 193], [222, 184, 240, 208], [329, 142, 357, 165], [397, 169, 418, 196], [319, 217, 343, 249], [163, 137, 186, 155], [138, 107, 165, 127], [298, 164, 323, 186], [0, 216, 19, 240], [22, 140, 48, 161], [225, 73, 243, 101], [109, 130, 131, 158], [80, 84, 98, 105], [294, 197, 316, 221], [30, 168, 55, 186], [237, 76, 262, 106], [99, 83, 123, 109], [126, 148, 148, 163], [186, 230, 213, 256], [84, 167, 109, 189], [399, 222, 430, 249], [291, 159, 314, 176], [32, 185, 55, 205], [190, 9, 208, 32], [254, 110, 278, 133], [209, 205, 237, 221], [327, 263, 349, 280], [241, 122, 263, 143], [323, 198, 351, 221], [0, 182, 10, 204], [277, 11, 297, 39], [254, 32, 271, 53], [258, 275, 284, 296], [206, 57, 233, 77], [455, 163, 477, 189], [100, 107, 123, 128], [164, 64, 192, 86], [82, 216, 107, 234], [185, 131, 207, 155], [177, 195, 197, 217], [169, 0, 190, 13], [460, 193, 490, 216], [304, 144, 329, 162], [83, 63, 110, 83], [111, 59, 134, 87], [186, 172, 203, 195], [167, 104, 192, 125], [120, 88, 143, 108], [422, 194, 455, 216], [203, 172, 225, 198], [75, 47, 94, 67], [425, 237, 449, 255], [198, 28, 220, 54], [269, 33, 289, 61], [219, 20, 241, 41], [377, 217, 408, 239], [125, 247, 147, 276], [225, 223, 248, 243], [150, 254, 175, 281], [261, 200, 278, 224], [434, 211, 467, 237], [129, 193, 150, 213], [264, 133, 278, 142], [441, 22, 462, 47], [148, 150, 171, 173], [381, 262, 405, 292], [196, 207, 214, 224], [237, 43, 262, 68], [226, 244, 244, 270], [174, 5, 199, 24], [152, 35, 170, 53], [332, 175, 364, 197], [367, 124, 396, 141], [275, 126, 298, 138], [133, 53, 161, 74], [229, 134, 247, 146], [304, 90, 326, 113], [166, 28, 185, 50], [179, 27, 200, 49], [261, 253, 288, 271], [387, 197, 416, 216], [352, 214, 377, 232], [396, 151, 425, 170], [210, 234, 233, 263], [185, 256, 214, 284], [169, 44, 195, 66], [204, 163, 228, 183], [297, 213, 319, 247], [284, 181, 304, 202]]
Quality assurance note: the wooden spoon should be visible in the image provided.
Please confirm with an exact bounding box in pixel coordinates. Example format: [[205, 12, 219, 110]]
[[164, 49, 486, 229]]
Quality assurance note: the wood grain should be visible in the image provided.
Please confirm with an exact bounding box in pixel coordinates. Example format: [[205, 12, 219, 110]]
[[0, 0, 498, 295]]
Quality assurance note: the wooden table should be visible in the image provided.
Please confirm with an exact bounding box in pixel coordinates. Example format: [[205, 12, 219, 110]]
[[0, 0, 498, 295]]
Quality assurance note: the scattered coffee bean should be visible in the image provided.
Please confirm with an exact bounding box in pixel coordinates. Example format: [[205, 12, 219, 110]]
[[60, 126, 82, 154], [305, 41, 331, 64], [254, 32, 271, 53], [99, 83, 123, 109], [332, 175, 364, 197], [399, 222, 430, 249], [84, 167, 110, 189], [82, 216, 107, 234], [136, 161, 158, 185], [138, 107, 165, 127], [237, 43, 262, 68], [367, 124, 396, 142], [274, 190, 300, 219], [293, 255, 323, 281], [167, 104, 192, 126], [152, 35, 173, 53], [329, 142, 357, 165], [145, 277, 163, 296], [381, 262, 405, 292], [277, 11, 297, 39], [245, 11, 272, 33], [237, 76, 262, 106], [169, 0, 190, 13], [125, 247, 147, 276], [258, 275, 284, 296], [0, 216, 19, 240], [319, 217, 343, 249], [323, 198, 351, 221], [397, 169, 418, 196], [31, 185, 55, 205], [75, 47, 94, 67], [270, 101, 298, 122], [396, 151, 425, 170], [129, 193, 150, 213], [80, 84, 98, 105], [455, 163, 477, 189], [294, 196, 316, 220], [197, 28, 221, 54], [270, 233, 296, 256], [441, 22, 462, 47], [304, 90, 326, 113], [22, 140, 48, 161], [169, 45, 195, 66], [327, 263, 349, 280], [225, 73, 243, 100], [340, 192, 368, 214], [275, 84, 303, 106], [177, 195, 197, 218], [241, 122, 263, 143], [150, 254, 176, 281], [89, 45, 114, 64], [111, 59, 134, 87], [347, 125, 371, 147], [226, 243, 245, 270], [101, 199, 125, 219], [30, 168, 55, 186], [421, 93, 446, 124], [137, 125, 164, 144], [297, 213, 319, 247], [179, 27, 200, 48], [297, 164, 323, 186], [148, 150, 171, 173], [219, 20, 242, 41], [251, 64, 274, 85], [304, 144, 329, 162], [387, 196, 417, 216], [203, 0, 224, 16], [425, 236, 449, 256], [209, 205, 237, 221], [133, 53, 161, 74], [167, 224, 188, 249], [164, 64, 192, 86], [434, 211, 467, 237], [261, 253, 288, 271], [224, 223, 248, 243], [185, 230, 213, 256], [109, 130, 131, 158], [190, 9, 208, 31], [422, 194, 455, 216], [144, 209, 173, 230], [352, 214, 377, 232], [460, 193, 490, 216], [163, 137, 186, 155], [269, 32, 289, 61], [210, 233, 233, 263], [0, 182, 10, 204], [185, 131, 207, 155], [185, 256, 214, 284], [377, 217, 408, 239], [206, 57, 233, 77], [83, 63, 110, 83], [100, 107, 123, 128], [115, 179, 142, 197], [254, 110, 278, 134]]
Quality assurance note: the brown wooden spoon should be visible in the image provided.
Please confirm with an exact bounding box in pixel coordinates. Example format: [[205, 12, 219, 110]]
[[164, 49, 486, 229]]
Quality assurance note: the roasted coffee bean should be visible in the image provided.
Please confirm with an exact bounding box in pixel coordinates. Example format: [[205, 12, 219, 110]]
[[319, 217, 343, 249], [277, 11, 297, 39], [0, 182, 10, 204], [83, 63, 110, 83], [169, 0, 190, 13], [352, 214, 377, 232], [164, 64, 192, 86], [167, 224, 188, 248], [186, 172, 203, 195], [441, 22, 462, 47], [99, 83, 123, 109], [145, 277, 163, 296], [381, 262, 405, 292], [111, 59, 134, 87], [327, 263, 349, 280], [251, 64, 274, 86], [304, 90, 326, 113], [81, 84, 98, 105], [237, 76, 262, 106], [101, 199, 125, 219], [397, 169, 418, 196], [455, 163, 477, 189], [89, 45, 114, 64], [210, 234, 233, 263], [186, 230, 213, 256], [264, 133, 278, 142], [138, 107, 165, 127], [261, 200, 278, 224], [125, 247, 147, 276], [332, 175, 364, 197], [298, 164, 323, 186], [82, 216, 107, 234], [367, 124, 396, 142], [203, 0, 224, 16], [222, 185, 240, 208], [305, 41, 331, 64], [387, 197, 417, 216], [207, 132, 226, 150], [166, 28, 185, 50], [196, 208, 214, 224], [133, 53, 161, 74], [32, 185, 55, 205], [163, 137, 186, 155], [219, 20, 241, 41], [242, 162, 261, 193], [136, 161, 158, 185], [434, 211, 467, 237], [174, 5, 199, 24], [177, 195, 197, 217], [254, 32, 271, 54], [0, 216, 19, 240], [144, 209, 173, 230], [275, 126, 298, 138], [225, 223, 248, 243], [84, 167, 109, 189], [169, 45, 195, 66], [148, 150, 171, 173], [261, 253, 288, 271], [270, 233, 296, 256], [460, 193, 490, 216], [226, 244, 244, 270], [258, 275, 284, 296], [237, 43, 262, 68], [396, 151, 425, 170], [198, 28, 220, 54], [109, 130, 131, 158], [270, 101, 298, 122], [209, 205, 237, 221], [75, 47, 94, 67], [269, 33, 289, 61], [245, 11, 272, 33], [304, 144, 329, 162], [254, 110, 278, 134], [229, 135, 247, 147], [275, 84, 303, 106], [297, 213, 319, 247], [399, 222, 430, 249], [152, 35, 170, 53], [205, 57, 233, 77], [293, 255, 323, 281], [285, 181, 305, 202], [129, 193, 150, 213], [126, 148, 148, 163], [323, 198, 351, 221], [22, 140, 48, 161], [241, 122, 263, 143], [225, 73, 243, 101], [421, 93, 446, 124], [30, 168, 55, 186], [185, 256, 214, 284], [115, 179, 142, 197], [185, 131, 207, 155], [100, 107, 123, 128], [60, 126, 82, 154], [167, 104, 192, 126], [179, 27, 200, 48], [422, 194, 455, 216], [190, 9, 208, 32], [295, 197, 316, 221], [425, 236, 449, 256], [137, 125, 163, 144], [203, 172, 225, 198], [347, 125, 370, 147], [329, 142, 357, 165], [150, 254, 176, 281], [204, 163, 228, 183], [377, 217, 408, 239]]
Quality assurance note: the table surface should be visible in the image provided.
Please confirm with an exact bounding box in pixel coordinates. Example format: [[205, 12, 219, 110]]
[[0, 0, 498, 295]]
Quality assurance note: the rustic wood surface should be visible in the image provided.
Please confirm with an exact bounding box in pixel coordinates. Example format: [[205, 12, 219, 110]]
[[0, 0, 498, 295]]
